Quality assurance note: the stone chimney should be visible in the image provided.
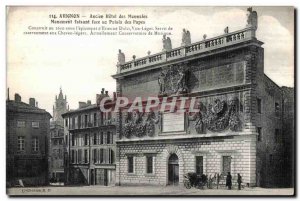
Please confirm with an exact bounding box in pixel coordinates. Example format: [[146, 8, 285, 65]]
[[96, 94, 101, 105], [29, 98, 36, 107], [87, 100, 91, 105], [15, 93, 21, 102], [101, 88, 105, 94], [36, 102, 38, 108], [7, 88, 9, 101], [105, 91, 108, 96], [79, 101, 87, 109]]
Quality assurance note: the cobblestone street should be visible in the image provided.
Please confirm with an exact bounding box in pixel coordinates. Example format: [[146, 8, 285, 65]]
[[7, 185, 294, 196]]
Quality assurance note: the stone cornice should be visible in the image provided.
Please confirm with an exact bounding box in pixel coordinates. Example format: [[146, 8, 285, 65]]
[[116, 132, 257, 145]]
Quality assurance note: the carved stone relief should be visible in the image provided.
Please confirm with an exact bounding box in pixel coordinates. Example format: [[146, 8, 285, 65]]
[[158, 64, 189, 96], [122, 110, 160, 138], [189, 97, 242, 134]]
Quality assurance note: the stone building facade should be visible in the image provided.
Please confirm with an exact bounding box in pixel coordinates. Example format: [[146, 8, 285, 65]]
[[112, 8, 294, 187], [49, 88, 69, 183], [62, 89, 117, 186], [6, 93, 51, 186], [281, 86, 294, 188], [49, 123, 65, 183]]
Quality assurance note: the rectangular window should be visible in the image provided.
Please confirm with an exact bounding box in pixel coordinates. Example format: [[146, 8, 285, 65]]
[[93, 149, 97, 164], [17, 121, 25, 128], [275, 129, 282, 143], [72, 117, 75, 129], [75, 150, 78, 164], [110, 133, 113, 144], [84, 115, 88, 127], [128, 156, 134, 173], [65, 119, 68, 127], [257, 98, 262, 114], [257, 127, 262, 142], [100, 132, 104, 144], [66, 135, 68, 147], [71, 135, 75, 146], [146, 156, 153, 174], [75, 116, 78, 129], [105, 148, 114, 164], [100, 149, 104, 164], [104, 149, 107, 164], [17, 136, 25, 151], [78, 115, 81, 128], [107, 148, 111, 164], [93, 113, 97, 126], [75, 135, 78, 146], [78, 149, 82, 164], [84, 149, 88, 163], [78, 134, 81, 146], [103, 132, 107, 144], [222, 156, 231, 174], [32, 137, 39, 152], [32, 121, 39, 128], [195, 156, 203, 175], [96, 133, 100, 144], [110, 149, 114, 164], [84, 134, 88, 146], [71, 150, 75, 163], [107, 132, 111, 144], [93, 133, 97, 145]]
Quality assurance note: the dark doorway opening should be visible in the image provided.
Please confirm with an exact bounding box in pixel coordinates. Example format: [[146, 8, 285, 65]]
[[168, 153, 179, 185]]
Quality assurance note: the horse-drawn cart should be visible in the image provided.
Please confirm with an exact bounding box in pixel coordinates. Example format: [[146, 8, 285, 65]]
[[183, 172, 208, 189]]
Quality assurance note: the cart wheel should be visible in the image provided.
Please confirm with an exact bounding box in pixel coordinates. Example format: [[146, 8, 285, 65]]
[[184, 181, 191, 189], [197, 183, 204, 189]]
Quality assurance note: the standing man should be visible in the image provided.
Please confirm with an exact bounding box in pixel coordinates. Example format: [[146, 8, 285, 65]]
[[208, 175, 212, 189], [237, 173, 242, 190], [226, 172, 232, 190], [216, 173, 220, 189]]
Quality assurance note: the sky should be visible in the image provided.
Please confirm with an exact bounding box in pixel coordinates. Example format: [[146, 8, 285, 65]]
[[7, 6, 294, 116]]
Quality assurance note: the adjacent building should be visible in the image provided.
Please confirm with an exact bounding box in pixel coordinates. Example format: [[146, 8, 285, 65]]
[[112, 8, 294, 187], [6, 93, 51, 186], [62, 89, 117, 186], [49, 88, 69, 183]]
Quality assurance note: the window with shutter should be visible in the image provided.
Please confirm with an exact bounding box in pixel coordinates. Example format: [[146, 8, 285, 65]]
[[100, 149, 104, 163]]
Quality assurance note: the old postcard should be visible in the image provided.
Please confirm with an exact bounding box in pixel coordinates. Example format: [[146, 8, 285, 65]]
[[6, 6, 295, 196]]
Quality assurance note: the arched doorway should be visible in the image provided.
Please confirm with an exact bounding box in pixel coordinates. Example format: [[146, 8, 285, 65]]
[[168, 153, 179, 185]]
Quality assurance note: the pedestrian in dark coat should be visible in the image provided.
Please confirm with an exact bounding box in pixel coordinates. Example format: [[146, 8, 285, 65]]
[[208, 175, 213, 189], [226, 172, 232, 190], [216, 173, 220, 189], [237, 173, 242, 190]]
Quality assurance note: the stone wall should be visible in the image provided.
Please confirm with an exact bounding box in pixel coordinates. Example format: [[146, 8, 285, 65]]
[[118, 134, 256, 186]]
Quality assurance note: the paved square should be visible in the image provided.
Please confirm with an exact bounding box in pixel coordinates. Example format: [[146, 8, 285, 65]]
[[7, 186, 294, 196]]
